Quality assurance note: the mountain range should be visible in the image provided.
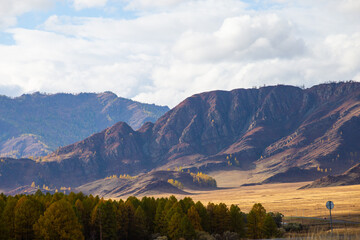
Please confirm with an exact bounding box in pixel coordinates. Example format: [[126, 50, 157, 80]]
[[1, 82, 360, 195], [0, 92, 169, 158]]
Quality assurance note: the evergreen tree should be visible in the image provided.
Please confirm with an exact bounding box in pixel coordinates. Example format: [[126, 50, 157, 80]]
[[75, 199, 89, 238], [247, 203, 266, 239], [262, 213, 280, 238], [126, 196, 141, 210], [1, 197, 17, 239], [229, 204, 245, 237], [213, 203, 230, 234], [116, 200, 129, 240], [206, 202, 216, 233], [154, 199, 166, 234], [0, 195, 6, 237], [34, 199, 84, 240], [141, 196, 157, 232], [166, 202, 183, 222], [168, 212, 183, 240], [195, 201, 209, 232], [14, 196, 43, 239], [82, 197, 97, 240], [91, 200, 117, 240], [179, 215, 195, 240], [187, 206, 202, 231], [0, 195, 5, 214], [268, 212, 283, 228], [116, 200, 136, 240], [179, 197, 194, 214], [132, 206, 148, 240]]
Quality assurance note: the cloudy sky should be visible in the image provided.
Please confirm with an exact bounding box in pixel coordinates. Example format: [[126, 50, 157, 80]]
[[0, 0, 359, 107]]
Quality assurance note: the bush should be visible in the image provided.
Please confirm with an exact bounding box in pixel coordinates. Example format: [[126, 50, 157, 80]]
[[284, 223, 305, 232]]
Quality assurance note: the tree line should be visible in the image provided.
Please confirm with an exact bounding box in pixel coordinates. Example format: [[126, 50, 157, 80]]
[[0, 191, 282, 239]]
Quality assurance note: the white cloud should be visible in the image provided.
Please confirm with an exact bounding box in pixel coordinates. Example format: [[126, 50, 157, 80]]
[[72, 0, 108, 10], [0, 0, 360, 107], [335, 0, 360, 14], [0, 0, 53, 28], [173, 14, 305, 63], [124, 0, 184, 11]]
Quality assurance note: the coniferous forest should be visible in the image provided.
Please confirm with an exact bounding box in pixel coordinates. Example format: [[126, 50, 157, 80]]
[[0, 191, 283, 240]]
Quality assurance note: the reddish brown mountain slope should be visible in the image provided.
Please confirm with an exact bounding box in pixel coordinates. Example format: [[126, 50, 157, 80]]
[[300, 163, 360, 188], [1, 82, 360, 191]]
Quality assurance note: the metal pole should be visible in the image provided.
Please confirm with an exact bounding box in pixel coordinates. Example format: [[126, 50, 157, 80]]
[[329, 208, 333, 233]]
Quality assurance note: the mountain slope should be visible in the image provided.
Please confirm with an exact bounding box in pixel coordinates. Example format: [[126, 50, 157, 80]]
[[301, 163, 360, 188], [76, 170, 217, 198], [0, 92, 169, 158], [2, 82, 360, 192]]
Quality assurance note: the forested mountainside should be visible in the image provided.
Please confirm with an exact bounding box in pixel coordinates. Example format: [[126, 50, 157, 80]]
[[0, 92, 169, 158], [1, 82, 360, 194]]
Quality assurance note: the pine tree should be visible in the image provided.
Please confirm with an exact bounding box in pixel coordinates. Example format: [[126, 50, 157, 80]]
[[74, 199, 87, 237], [195, 201, 210, 232], [168, 212, 183, 240], [0, 195, 6, 237], [34, 199, 84, 240], [179, 197, 194, 214], [92, 201, 117, 240], [179, 215, 196, 240], [229, 204, 245, 237], [116, 200, 129, 240], [82, 197, 97, 240], [132, 206, 148, 240], [14, 196, 43, 239], [247, 203, 266, 239], [141, 196, 157, 232], [213, 203, 230, 234], [154, 199, 166, 234], [207, 202, 216, 233], [187, 206, 202, 231], [1, 197, 17, 239], [262, 213, 280, 238]]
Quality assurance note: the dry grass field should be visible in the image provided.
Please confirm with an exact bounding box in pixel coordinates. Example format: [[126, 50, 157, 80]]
[[147, 181, 360, 222]]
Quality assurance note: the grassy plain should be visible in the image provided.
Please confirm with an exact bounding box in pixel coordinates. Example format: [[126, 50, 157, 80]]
[[150, 180, 360, 222]]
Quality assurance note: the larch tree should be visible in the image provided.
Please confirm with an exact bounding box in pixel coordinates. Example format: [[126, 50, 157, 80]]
[[195, 201, 209, 232], [247, 203, 266, 239], [213, 203, 230, 234], [34, 199, 84, 240], [91, 200, 117, 240], [1, 197, 17, 239], [179, 215, 196, 240], [229, 204, 245, 237], [262, 213, 280, 238], [14, 196, 43, 240], [168, 212, 183, 240], [132, 206, 148, 240], [187, 205, 202, 231]]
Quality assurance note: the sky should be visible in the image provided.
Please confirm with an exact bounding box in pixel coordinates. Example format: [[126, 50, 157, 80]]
[[0, 0, 359, 107]]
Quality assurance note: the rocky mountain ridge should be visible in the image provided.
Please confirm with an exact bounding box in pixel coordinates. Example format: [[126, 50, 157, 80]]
[[1, 82, 360, 193], [0, 92, 169, 158]]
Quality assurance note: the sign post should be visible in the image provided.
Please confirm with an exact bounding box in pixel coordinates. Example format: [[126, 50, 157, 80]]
[[326, 201, 334, 233]]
